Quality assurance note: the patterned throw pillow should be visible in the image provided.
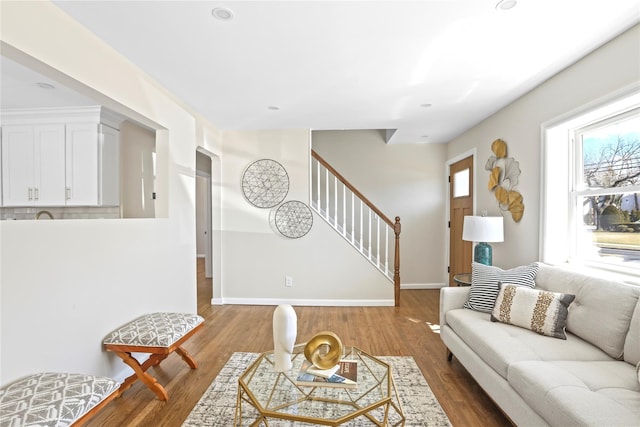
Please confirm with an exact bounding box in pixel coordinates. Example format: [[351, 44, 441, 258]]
[[491, 283, 575, 339], [463, 262, 539, 313]]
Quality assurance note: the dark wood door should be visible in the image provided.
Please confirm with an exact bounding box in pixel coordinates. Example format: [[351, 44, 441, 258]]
[[449, 156, 474, 286]]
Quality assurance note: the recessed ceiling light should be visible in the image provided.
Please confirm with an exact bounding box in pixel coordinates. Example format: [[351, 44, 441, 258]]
[[36, 82, 55, 90], [421, 135, 429, 139], [267, 105, 280, 111], [420, 103, 433, 108], [212, 7, 234, 21], [496, 0, 517, 10]]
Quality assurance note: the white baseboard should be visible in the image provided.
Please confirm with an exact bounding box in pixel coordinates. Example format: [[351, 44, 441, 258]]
[[215, 297, 395, 307], [401, 283, 446, 289]]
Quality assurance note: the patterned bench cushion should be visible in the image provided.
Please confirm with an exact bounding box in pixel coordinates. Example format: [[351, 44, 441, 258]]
[[103, 312, 204, 348], [0, 372, 119, 427]]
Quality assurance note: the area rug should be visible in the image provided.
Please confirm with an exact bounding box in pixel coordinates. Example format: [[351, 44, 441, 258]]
[[183, 352, 451, 426]]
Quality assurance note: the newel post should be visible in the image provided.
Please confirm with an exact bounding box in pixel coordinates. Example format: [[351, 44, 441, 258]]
[[393, 216, 401, 307]]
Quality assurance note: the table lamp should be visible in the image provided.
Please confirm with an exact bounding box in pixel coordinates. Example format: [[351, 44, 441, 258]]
[[462, 215, 504, 266]]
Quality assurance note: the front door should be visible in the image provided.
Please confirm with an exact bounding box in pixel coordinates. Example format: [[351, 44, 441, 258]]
[[449, 156, 474, 286]]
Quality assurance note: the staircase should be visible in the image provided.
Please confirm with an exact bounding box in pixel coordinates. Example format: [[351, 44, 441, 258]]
[[310, 150, 402, 306]]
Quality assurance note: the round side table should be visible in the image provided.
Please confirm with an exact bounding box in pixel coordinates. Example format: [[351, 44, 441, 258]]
[[453, 273, 472, 286]]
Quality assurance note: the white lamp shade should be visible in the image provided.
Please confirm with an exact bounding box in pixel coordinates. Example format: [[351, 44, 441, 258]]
[[462, 216, 504, 243]]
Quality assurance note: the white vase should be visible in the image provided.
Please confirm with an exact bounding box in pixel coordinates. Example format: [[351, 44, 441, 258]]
[[273, 304, 297, 372]]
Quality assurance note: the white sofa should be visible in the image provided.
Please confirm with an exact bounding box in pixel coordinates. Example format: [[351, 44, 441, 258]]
[[440, 263, 640, 427]]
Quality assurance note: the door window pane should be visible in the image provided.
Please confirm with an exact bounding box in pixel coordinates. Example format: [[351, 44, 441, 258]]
[[453, 168, 470, 198]]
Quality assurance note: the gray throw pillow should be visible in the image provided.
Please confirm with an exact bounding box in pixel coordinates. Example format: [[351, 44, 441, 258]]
[[491, 283, 575, 339]]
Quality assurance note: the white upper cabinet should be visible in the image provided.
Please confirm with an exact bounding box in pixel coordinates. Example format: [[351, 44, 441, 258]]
[[99, 125, 120, 206], [0, 107, 121, 207], [1, 124, 66, 206], [65, 123, 120, 206], [36, 125, 67, 205]]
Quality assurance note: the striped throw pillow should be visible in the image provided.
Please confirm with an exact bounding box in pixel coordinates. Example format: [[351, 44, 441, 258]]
[[491, 283, 575, 339], [463, 262, 539, 313]]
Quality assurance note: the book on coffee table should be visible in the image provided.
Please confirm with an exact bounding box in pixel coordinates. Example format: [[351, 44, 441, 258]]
[[296, 360, 358, 389]]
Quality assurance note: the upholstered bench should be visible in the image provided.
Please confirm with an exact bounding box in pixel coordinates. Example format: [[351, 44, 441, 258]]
[[103, 312, 204, 401], [0, 372, 119, 426]]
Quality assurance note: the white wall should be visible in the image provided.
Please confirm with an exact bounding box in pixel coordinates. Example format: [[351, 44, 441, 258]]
[[120, 120, 156, 218], [447, 24, 640, 269], [0, 1, 221, 383], [220, 129, 393, 304], [312, 130, 448, 286]]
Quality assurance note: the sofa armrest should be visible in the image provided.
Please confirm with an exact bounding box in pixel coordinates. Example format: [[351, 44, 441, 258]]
[[439, 286, 470, 327]]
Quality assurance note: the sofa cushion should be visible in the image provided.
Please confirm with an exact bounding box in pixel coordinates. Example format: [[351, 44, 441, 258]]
[[624, 301, 640, 365], [464, 262, 539, 313], [491, 284, 575, 339], [508, 360, 640, 427], [535, 264, 640, 359], [446, 308, 611, 379]]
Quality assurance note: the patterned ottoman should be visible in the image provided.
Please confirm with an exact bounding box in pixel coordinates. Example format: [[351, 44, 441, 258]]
[[103, 312, 204, 401], [0, 372, 119, 427]]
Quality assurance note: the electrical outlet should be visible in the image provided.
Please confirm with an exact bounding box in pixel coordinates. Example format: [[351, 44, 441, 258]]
[[285, 276, 293, 287]]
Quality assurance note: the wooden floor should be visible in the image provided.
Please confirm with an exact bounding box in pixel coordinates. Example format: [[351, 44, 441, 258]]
[[86, 260, 511, 426]]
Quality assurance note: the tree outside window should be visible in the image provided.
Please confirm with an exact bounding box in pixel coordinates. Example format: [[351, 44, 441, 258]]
[[574, 110, 640, 268]]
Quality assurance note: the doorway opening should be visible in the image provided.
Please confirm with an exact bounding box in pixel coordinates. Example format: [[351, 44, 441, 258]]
[[195, 148, 221, 310]]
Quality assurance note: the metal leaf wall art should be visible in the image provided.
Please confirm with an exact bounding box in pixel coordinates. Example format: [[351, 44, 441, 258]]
[[485, 139, 524, 222]]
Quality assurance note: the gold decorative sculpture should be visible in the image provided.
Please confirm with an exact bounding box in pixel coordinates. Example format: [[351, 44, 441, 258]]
[[303, 331, 343, 369], [486, 139, 524, 222]]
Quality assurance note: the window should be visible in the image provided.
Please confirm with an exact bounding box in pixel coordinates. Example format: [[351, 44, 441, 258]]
[[542, 88, 640, 276], [453, 168, 470, 198]]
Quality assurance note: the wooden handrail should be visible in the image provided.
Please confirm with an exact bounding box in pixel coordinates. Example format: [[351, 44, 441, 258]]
[[311, 150, 395, 228], [312, 149, 401, 306]]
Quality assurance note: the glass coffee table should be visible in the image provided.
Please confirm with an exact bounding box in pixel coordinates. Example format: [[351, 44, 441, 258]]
[[235, 344, 405, 426]]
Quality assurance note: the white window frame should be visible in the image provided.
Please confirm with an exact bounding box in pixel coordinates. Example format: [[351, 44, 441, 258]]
[[540, 85, 640, 282]]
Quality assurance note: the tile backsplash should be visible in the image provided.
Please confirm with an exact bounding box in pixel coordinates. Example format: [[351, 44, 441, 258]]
[[0, 206, 121, 220]]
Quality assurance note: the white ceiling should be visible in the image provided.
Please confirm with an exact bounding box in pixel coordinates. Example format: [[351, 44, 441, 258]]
[[4, 1, 640, 143], [1, 57, 97, 109]]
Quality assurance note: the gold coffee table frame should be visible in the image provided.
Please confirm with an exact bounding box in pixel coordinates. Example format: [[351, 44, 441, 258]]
[[235, 344, 405, 426]]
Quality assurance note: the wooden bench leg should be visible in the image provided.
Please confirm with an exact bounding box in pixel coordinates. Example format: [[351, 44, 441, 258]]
[[175, 346, 198, 369], [113, 351, 169, 401]]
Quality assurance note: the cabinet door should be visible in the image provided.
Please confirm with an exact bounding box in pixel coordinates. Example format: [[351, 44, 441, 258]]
[[1, 125, 35, 206], [34, 125, 66, 205], [66, 123, 99, 206], [99, 125, 120, 206]]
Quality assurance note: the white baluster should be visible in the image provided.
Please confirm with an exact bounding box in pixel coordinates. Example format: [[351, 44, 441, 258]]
[[368, 209, 372, 261], [351, 192, 355, 244], [385, 225, 389, 276], [376, 215, 381, 268], [316, 159, 321, 210], [359, 200, 364, 252], [324, 168, 330, 220], [333, 175, 338, 230], [342, 184, 347, 236]]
